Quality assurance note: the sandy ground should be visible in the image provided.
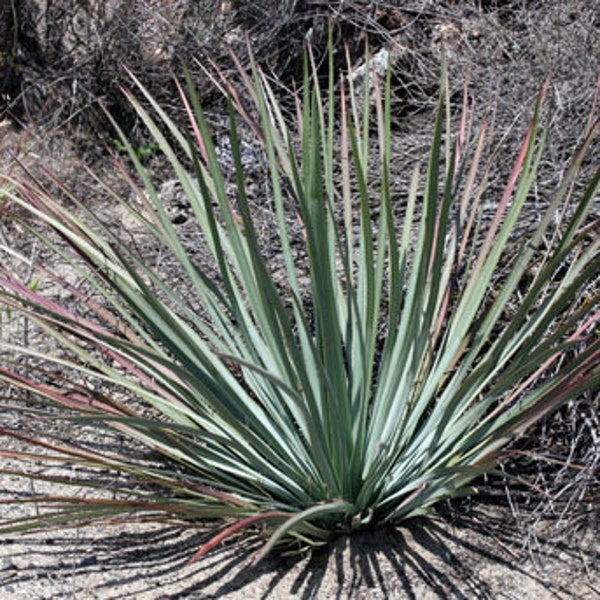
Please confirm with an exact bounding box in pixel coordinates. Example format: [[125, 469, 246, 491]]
[[1, 498, 599, 599]]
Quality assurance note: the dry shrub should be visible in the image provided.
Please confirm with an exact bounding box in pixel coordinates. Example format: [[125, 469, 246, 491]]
[[1, 1, 229, 137], [0, 0, 408, 143]]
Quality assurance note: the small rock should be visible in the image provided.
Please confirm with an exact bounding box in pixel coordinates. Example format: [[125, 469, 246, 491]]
[[1, 557, 17, 571]]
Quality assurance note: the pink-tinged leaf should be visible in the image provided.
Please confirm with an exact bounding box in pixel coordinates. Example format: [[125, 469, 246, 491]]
[[454, 78, 471, 184], [395, 483, 427, 512], [481, 76, 551, 253], [100, 346, 185, 399], [457, 114, 490, 262], [208, 51, 266, 148], [7, 253, 140, 343], [176, 78, 209, 165], [0, 369, 126, 416], [431, 278, 453, 346], [516, 351, 600, 430], [0, 427, 126, 464], [584, 75, 600, 135], [0, 277, 138, 357], [494, 306, 600, 421], [0, 274, 109, 338], [189, 511, 289, 564], [2, 276, 188, 411], [154, 480, 252, 508]]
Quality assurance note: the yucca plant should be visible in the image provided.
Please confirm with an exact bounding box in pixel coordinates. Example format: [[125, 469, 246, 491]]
[[0, 46, 599, 564]]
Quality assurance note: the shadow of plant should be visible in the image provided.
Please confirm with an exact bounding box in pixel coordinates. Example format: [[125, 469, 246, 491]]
[[2, 503, 597, 599]]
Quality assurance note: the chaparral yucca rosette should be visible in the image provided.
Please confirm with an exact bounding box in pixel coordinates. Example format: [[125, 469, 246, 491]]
[[1, 47, 599, 564]]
